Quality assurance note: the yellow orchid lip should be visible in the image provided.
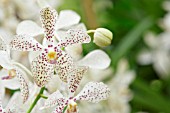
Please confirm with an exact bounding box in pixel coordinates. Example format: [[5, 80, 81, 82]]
[[67, 101, 77, 113], [8, 69, 16, 78], [47, 51, 58, 64]]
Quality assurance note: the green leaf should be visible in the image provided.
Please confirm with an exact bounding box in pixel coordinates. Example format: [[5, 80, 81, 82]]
[[111, 17, 154, 67]]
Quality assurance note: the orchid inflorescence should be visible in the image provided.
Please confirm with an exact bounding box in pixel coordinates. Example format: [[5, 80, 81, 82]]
[[0, 4, 112, 113]]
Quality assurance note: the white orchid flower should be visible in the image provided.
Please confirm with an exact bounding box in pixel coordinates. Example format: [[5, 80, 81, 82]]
[[44, 49, 111, 94], [0, 36, 29, 103], [76, 49, 111, 69], [16, 8, 83, 40], [138, 31, 170, 78], [78, 59, 135, 113], [110, 62, 134, 113], [41, 66, 110, 113], [10, 7, 91, 87]]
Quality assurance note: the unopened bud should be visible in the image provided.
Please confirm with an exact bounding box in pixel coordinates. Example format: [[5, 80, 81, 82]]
[[93, 28, 113, 47]]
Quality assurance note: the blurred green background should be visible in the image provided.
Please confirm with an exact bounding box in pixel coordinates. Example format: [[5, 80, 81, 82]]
[[59, 0, 170, 113]]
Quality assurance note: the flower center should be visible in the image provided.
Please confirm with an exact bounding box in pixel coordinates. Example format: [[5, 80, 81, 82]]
[[2, 69, 16, 80], [9, 69, 16, 77], [67, 100, 77, 113], [47, 51, 58, 64]]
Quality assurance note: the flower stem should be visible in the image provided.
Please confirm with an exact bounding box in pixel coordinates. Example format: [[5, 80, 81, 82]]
[[40, 94, 48, 99], [27, 87, 46, 113], [87, 30, 96, 34], [62, 106, 68, 113]]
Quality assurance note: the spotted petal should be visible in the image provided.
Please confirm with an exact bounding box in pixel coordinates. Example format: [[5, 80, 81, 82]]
[[77, 50, 111, 69], [16, 20, 43, 36], [0, 99, 5, 113], [75, 82, 110, 103], [0, 36, 7, 51], [31, 53, 54, 87], [0, 79, 5, 112], [42, 90, 66, 109], [10, 34, 43, 51], [58, 29, 91, 48], [0, 80, 5, 101], [52, 105, 67, 113], [68, 66, 89, 97], [14, 67, 29, 103], [40, 7, 58, 44], [55, 51, 74, 82]]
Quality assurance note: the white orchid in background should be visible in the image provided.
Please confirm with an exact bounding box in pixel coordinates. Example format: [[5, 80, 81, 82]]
[[138, 1, 170, 79], [0, 0, 61, 32], [107, 59, 135, 113], [10, 7, 91, 87], [78, 59, 135, 113], [0, 36, 29, 103], [41, 66, 110, 113], [137, 31, 170, 78]]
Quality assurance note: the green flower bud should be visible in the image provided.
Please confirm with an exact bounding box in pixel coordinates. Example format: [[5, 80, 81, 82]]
[[93, 28, 113, 47]]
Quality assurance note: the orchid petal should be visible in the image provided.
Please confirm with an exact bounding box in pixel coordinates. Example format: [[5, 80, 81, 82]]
[[0, 99, 5, 113], [65, 44, 83, 60], [0, 51, 13, 69], [56, 23, 87, 42], [46, 75, 62, 93], [0, 36, 7, 51], [75, 82, 110, 103], [28, 51, 41, 64], [10, 34, 43, 51], [16, 20, 43, 36], [52, 105, 66, 113], [137, 49, 153, 65], [55, 50, 74, 82], [0, 84, 5, 112], [1, 69, 20, 89], [0, 29, 12, 44], [42, 90, 66, 109], [58, 29, 91, 47], [77, 50, 111, 69], [31, 53, 54, 87], [42, 36, 58, 47], [0, 78, 5, 99], [5, 92, 22, 113], [56, 10, 80, 30], [2, 78, 20, 90], [68, 66, 89, 97], [15, 67, 29, 103], [40, 7, 58, 44]]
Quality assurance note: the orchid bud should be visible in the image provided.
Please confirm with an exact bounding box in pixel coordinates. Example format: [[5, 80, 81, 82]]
[[93, 28, 113, 47]]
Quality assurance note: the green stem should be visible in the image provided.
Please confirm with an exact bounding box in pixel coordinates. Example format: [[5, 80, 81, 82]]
[[62, 106, 68, 113], [40, 94, 48, 99], [87, 30, 96, 34], [27, 87, 46, 113]]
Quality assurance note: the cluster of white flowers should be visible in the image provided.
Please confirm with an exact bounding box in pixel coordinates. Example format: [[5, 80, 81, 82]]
[[0, 0, 135, 113], [0, 1, 113, 113], [137, 1, 170, 79]]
